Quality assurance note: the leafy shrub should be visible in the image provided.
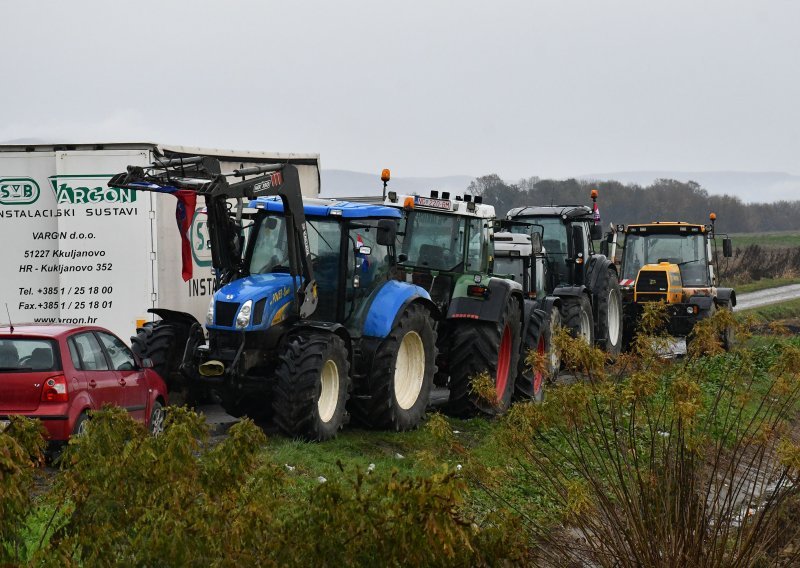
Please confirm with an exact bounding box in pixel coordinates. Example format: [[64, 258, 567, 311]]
[[1, 416, 47, 564], [16, 407, 525, 567], [492, 308, 800, 567]]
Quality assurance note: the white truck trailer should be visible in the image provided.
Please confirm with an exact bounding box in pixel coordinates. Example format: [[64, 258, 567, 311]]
[[0, 143, 320, 341]]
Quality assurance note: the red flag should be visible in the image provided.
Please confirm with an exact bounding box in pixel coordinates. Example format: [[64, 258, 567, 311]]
[[173, 191, 197, 281]]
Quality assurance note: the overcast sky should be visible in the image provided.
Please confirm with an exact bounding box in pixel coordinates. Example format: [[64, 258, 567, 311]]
[[2, 0, 798, 181]]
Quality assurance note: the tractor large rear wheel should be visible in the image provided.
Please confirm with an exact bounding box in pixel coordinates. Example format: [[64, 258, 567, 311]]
[[272, 332, 350, 441], [591, 268, 623, 356], [350, 303, 437, 431], [447, 296, 521, 417]]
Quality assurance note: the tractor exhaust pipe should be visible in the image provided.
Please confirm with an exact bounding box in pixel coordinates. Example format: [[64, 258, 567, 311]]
[[199, 360, 225, 377]]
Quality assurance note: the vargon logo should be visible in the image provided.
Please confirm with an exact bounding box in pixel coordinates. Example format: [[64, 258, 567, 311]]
[[0, 178, 40, 205], [48, 175, 138, 204], [191, 209, 212, 267]]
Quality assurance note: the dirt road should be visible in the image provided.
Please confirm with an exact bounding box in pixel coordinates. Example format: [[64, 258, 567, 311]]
[[736, 284, 800, 311]]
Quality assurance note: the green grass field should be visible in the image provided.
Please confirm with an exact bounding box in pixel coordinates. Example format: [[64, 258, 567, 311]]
[[729, 231, 800, 249], [733, 276, 800, 294], [739, 297, 800, 322]]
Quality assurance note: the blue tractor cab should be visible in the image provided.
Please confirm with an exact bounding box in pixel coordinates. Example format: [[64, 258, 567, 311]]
[[114, 157, 438, 441]]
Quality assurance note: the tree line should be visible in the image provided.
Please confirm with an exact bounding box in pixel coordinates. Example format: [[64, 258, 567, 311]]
[[468, 174, 800, 233]]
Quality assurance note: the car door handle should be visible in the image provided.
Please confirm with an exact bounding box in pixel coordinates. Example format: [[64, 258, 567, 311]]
[[89, 379, 97, 388], [119, 378, 126, 386]]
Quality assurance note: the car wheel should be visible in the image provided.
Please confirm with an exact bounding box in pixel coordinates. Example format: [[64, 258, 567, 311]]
[[149, 401, 166, 436], [73, 411, 89, 437]]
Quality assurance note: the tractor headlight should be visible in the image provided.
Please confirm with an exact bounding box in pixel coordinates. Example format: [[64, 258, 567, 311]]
[[206, 298, 215, 326], [686, 306, 694, 314], [236, 300, 253, 329]]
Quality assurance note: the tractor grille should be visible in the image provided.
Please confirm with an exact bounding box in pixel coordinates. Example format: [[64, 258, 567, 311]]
[[638, 293, 668, 303], [253, 298, 267, 325], [215, 301, 240, 327], [636, 271, 668, 294]]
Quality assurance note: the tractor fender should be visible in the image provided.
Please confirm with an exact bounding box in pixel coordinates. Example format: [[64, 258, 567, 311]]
[[689, 295, 715, 313], [291, 320, 353, 359], [552, 285, 589, 301], [147, 308, 201, 329], [540, 295, 562, 313], [716, 288, 737, 307], [446, 277, 523, 324], [362, 280, 434, 339], [586, 256, 617, 292]]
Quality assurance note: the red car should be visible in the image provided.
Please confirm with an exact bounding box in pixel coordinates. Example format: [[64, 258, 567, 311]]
[[0, 324, 168, 447]]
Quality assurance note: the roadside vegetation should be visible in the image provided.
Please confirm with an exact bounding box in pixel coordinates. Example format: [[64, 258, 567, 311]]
[[3, 305, 800, 566], [472, 174, 800, 233], [723, 244, 800, 290]]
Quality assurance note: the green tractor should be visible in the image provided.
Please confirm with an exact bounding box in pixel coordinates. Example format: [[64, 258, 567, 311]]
[[383, 189, 528, 416]]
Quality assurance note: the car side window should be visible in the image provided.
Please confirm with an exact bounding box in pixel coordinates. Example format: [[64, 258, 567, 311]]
[[96, 332, 137, 372], [67, 338, 82, 370], [71, 333, 109, 371]]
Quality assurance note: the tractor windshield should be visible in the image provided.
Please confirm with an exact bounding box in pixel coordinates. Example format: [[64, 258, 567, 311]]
[[399, 210, 468, 272], [248, 214, 342, 320], [510, 216, 569, 284], [622, 233, 710, 287]]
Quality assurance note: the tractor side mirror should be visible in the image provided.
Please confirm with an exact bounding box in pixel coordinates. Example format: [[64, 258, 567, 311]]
[[376, 219, 397, 246], [141, 358, 154, 369], [590, 223, 603, 241], [531, 232, 543, 254], [723, 238, 733, 258]]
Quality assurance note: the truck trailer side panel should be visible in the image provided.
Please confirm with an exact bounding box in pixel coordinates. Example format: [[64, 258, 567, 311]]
[[0, 144, 320, 342]]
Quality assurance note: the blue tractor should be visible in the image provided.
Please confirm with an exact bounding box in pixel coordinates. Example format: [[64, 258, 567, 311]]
[[110, 157, 438, 440]]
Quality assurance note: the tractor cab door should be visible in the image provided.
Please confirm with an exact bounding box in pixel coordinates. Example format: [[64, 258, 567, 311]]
[[569, 222, 590, 285], [465, 218, 489, 274], [343, 221, 393, 327]]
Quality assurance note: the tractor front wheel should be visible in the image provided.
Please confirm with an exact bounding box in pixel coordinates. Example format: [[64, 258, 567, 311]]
[[561, 295, 595, 346], [131, 321, 205, 406], [272, 332, 350, 441]]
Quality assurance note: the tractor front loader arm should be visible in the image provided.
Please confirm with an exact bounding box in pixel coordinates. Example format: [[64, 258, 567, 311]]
[[108, 156, 317, 319]]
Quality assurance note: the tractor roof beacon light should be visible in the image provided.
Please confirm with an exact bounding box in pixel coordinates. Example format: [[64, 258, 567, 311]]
[[431, 190, 439, 198], [709, 212, 716, 235], [381, 168, 391, 201], [442, 192, 450, 199]]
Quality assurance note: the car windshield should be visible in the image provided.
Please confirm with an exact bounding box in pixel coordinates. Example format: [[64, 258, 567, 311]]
[[0, 338, 60, 373], [399, 210, 467, 272], [622, 233, 709, 286]]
